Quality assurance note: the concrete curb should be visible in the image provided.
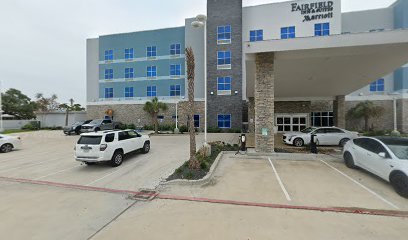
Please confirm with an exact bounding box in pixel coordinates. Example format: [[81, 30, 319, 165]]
[[239, 152, 342, 161], [160, 151, 229, 187]]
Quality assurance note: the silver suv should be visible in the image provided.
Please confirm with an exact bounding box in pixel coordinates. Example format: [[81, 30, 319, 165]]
[[81, 119, 116, 133]]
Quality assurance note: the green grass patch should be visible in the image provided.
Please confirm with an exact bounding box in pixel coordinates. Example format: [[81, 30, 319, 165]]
[[1, 129, 37, 134]]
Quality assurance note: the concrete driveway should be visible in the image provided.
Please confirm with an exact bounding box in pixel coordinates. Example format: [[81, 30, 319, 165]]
[[0, 131, 407, 239]]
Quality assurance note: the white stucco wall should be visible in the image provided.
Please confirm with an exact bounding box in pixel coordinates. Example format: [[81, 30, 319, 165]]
[[36, 112, 87, 128], [242, 0, 342, 42], [342, 8, 394, 34], [87, 38, 100, 103]]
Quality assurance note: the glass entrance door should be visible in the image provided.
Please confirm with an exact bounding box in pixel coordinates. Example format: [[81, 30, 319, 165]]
[[276, 115, 307, 132]]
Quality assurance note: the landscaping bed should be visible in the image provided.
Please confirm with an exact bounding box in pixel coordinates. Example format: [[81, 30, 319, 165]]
[[167, 142, 239, 181]]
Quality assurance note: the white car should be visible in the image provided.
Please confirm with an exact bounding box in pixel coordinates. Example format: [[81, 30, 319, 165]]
[[283, 127, 359, 147], [343, 137, 408, 198], [75, 130, 150, 167], [0, 134, 22, 153]]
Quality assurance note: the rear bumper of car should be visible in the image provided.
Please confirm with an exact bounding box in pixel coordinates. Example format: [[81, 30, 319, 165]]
[[75, 151, 111, 163], [80, 128, 95, 133]]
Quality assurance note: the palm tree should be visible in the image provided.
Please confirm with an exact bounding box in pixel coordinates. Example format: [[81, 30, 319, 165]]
[[186, 47, 199, 169], [347, 101, 384, 132], [59, 99, 85, 126], [143, 97, 168, 134]]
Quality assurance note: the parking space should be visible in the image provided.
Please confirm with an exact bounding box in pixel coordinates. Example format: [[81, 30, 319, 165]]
[[161, 153, 408, 211], [0, 131, 191, 191], [1, 131, 407, 239]]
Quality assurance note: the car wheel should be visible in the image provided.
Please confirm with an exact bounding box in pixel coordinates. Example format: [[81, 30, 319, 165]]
[[293, 138, 304, 147], [0, 144, 13, 153], [85, 162, 96, 166], [111, 150, 124, 167], [343, 151, 356, 169], [340, 138, 350, 147], [95, 127, 101, 132], [142, 142, 150, 154], [390, 172, 408, 198], [75, 128, 81, 135]]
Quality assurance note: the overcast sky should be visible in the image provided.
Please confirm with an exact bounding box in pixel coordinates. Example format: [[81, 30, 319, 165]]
[[0, 0, 396, 106]]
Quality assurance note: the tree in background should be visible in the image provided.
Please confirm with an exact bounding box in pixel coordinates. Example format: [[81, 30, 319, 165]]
[[1, 88, 37, 119], [143, 97, 168, 134], [59, 98, 85, 126], [35, 93, 59, 112], [185, 47, 199, 169], [347, 101, 384, 132]]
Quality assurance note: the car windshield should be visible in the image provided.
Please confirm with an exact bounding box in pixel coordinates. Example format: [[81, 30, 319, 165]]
[[73, 121, 83, 126], [89, 120, 102, 125], [301, 127, 316, 133], [77, 136, 102, 145], [380, 138, 408, 160]]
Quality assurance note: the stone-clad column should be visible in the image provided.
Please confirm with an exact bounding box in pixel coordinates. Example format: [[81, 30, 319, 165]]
[[248, 98, 255, 133], [255, 53, 275, 153], [334, 95, 346, 129]]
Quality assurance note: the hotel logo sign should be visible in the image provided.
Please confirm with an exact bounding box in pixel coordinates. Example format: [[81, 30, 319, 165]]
[[291, 1, 334, 22]]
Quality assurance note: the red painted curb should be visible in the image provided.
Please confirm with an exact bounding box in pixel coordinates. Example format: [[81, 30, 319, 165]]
[[1, 176, 407, 218]]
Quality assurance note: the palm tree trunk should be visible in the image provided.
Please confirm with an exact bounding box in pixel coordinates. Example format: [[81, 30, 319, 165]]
[[153, 113, 159, 134], [186, 47, 199, 169], [364, 116, 369, 132]]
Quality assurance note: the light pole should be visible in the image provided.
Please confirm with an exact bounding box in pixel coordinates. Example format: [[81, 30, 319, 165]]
[[389, 92, 401, 136], [192, 14, 208, 147]]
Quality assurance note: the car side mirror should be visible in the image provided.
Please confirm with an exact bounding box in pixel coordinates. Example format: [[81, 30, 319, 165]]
[[378, 152, 387, 158]]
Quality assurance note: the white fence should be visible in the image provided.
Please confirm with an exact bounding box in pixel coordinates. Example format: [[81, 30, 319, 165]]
[[2, 120, 37, 130], [36, 112, 87, 128]]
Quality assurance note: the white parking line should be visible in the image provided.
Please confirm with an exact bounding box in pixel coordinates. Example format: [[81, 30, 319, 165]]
[[268, 158, 292, 202], [320, 160, 400, 210], [34, 165, 82, 180], [85, 167, 125, 186]]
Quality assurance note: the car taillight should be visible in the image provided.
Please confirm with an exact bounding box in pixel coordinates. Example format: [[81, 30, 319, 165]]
[[100, 144, 108, 151]]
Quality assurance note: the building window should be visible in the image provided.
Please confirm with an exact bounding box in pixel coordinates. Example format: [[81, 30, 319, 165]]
[[217, 51, 231, 69], [277, 116, 307, 132], [125, 87, 134, 98], [170, 64, 181, 78], [315, 23, 330, 36], [125, 48, 134, 60], [217, 25, 231, 44], [104, 69, 113, 80], [370, 79, 385, 92], [218, 114, 231, 129], [250, 30, 263, 42], [281, 26, 296, 39], [217, 76, 232, 95], [170, 44, 181, 55], [125, 68, 134, 79], [147, 86, 157, 97], [170, 85, 181, 96], [104, 50, 113, 61], [194, 115, 200, 128], [104, 88, 114, 99], [147, 66, 157, 78], [311, 112, 334, 127], [147, 46, 157, 58]]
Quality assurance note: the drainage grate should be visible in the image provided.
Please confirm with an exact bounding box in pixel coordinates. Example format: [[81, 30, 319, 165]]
[[132, 190, 158, 201]]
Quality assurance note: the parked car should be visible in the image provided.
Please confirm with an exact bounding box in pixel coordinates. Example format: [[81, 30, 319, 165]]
[[74, 130, 150, 167], [343, 137, 408, 198], [283, 127, 359, 147], [80, 119, 120, 133], [63, 120, 92, 135], [0, 134, 22, 153]]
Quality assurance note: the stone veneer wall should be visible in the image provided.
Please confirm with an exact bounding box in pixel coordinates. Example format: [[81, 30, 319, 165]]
[[345, 100, 394, 132], [255, 53, 275, 152], [275, 101, 311, 113], [87, 101, 205, 130]]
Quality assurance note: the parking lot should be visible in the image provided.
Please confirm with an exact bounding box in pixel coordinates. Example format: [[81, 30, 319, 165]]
[[0, 131, 407, 239]]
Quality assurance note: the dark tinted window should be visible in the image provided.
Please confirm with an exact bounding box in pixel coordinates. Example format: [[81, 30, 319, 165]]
[[364, 139, 387, 154], [78, 136, 102, 145], [315, 129, 326, 134], [353, 138, 367, 148], [326, 128, 344, 134], [102, 120, 112, 124], [105, 133, 115, 143], [118, 131, 129, 141]]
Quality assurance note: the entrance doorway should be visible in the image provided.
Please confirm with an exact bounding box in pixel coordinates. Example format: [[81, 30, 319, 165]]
[[276, 115, 308, 132]]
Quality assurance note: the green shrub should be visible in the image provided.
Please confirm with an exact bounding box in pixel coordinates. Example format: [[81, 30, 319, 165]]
[[185, 171, 194, 180], [22, 123, 36, 130], [179, 125, 188, 133], [207, 127, 222, 133]]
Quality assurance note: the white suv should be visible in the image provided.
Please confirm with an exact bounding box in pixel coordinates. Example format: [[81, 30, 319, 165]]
[[75, 130, 150, 167]]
